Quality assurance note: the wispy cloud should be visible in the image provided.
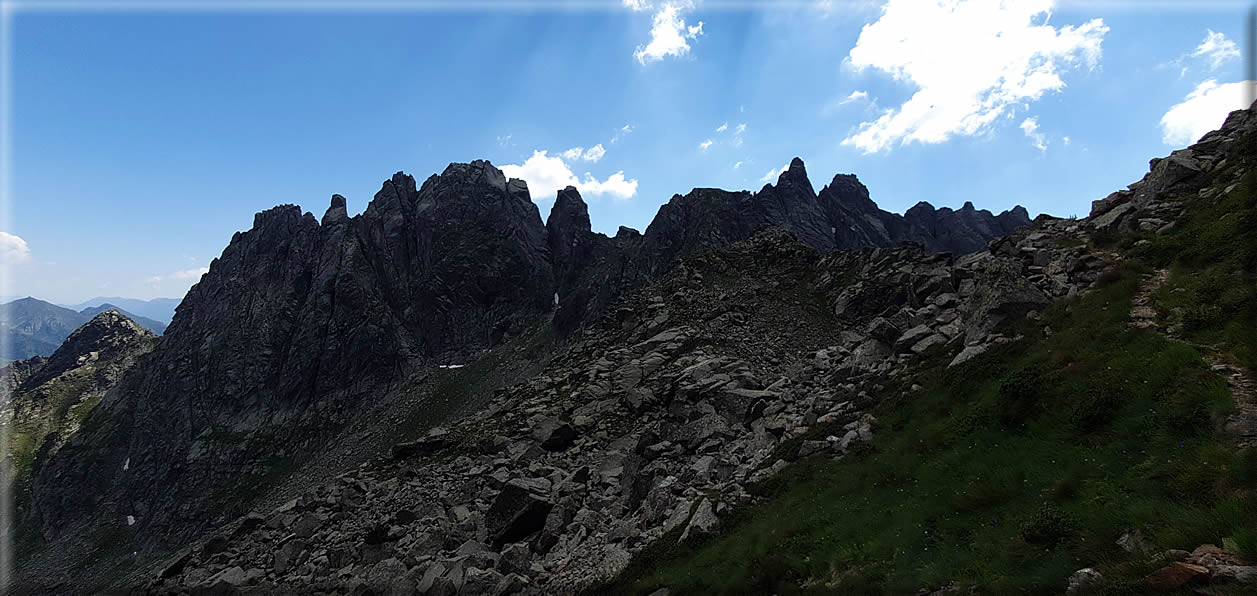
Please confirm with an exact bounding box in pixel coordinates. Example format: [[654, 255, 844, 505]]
[[1192, 29, 1240, 71], [699, 139, 713, 151], [611, 124, 633, 143], [840, 90, 869, 104], [1020, 117, 1047, 151], [760, 163, 790, 183], [715, 122, 728, 133]]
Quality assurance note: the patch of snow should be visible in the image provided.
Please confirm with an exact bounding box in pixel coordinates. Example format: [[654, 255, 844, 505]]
[[438, 364, 464, 370], [126, 515, 135, 526], [123, 457, 129, 472]]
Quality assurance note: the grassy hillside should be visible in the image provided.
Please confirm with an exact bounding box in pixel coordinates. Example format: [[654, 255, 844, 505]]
[[600, 142, 1257, 595]]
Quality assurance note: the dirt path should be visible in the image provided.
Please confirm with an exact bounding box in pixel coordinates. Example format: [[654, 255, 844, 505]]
[[1130, 268, 1257, 448]]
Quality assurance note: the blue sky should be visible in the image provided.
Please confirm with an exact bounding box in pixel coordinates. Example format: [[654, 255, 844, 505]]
[[2, 0, 1252, 304]]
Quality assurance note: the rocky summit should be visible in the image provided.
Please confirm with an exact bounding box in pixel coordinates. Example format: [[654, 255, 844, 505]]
[[9, 100, 1257, 595]]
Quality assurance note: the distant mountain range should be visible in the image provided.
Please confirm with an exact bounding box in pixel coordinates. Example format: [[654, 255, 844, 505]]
[[61, 296, 180, 324], [0, 297, 167, 361]]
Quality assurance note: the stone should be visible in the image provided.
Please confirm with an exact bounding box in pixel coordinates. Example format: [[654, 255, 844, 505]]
[[910, 333, 947, 355], [1066, 568, 1103, 595], [678, 498, 719, 544], [486, 481, 554, 547], [893, 324, 934, 353], [949, 344, 988, 368], [391, 437, 449, 460], [1211, 565, 1257, 585], [1116, 529, 1155, 555], [464, 567, 505, 594], [534, 419, 578, 451], [1146, 562, 1210, 588]]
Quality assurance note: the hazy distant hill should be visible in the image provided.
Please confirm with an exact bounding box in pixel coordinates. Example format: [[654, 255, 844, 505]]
[[0, 297, 166, 361], [63, 296, 180, 324]]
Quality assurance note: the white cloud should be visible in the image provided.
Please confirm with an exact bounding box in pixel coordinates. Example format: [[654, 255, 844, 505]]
[[582, 143, 606, 162], [499, 150, 638, 201], [147, 267, 209, 289], [634, 2, 705, 65], [734, 123, 746, 134], [1020, 116, 1047, 151], [1192, 29, 1240, 71], [581, 170, 638, 199], [172, 267, 209, 280], [840, 90, 870, 104], [0, 232, 30, 265], [496, 134, 513, 148], [841, 0, 1108, 153], [760, 163, 790, 183], [1062, 135, 1071, 145], [716, 122, 728, 133], [733, 160, 748, 169], [611, 124, 633, 143], [623, 0, 651, 11], [699, 139, 713, 151], [562, 147, 585, 160], [1160, 79, 1252, 146]]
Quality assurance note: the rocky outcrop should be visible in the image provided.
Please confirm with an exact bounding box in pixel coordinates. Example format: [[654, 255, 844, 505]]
[[816, 174, 1031, 255], [3, 310, 157, 512]]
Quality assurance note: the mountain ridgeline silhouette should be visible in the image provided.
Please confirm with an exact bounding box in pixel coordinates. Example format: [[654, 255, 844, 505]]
[[16, 157, 1028, 589]]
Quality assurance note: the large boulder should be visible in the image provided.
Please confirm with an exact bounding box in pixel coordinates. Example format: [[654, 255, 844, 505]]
[[486, 480, 554, 547]]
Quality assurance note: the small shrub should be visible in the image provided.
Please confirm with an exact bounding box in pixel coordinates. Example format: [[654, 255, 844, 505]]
[[1070, 387, 1119, 434], [1232, 527, 1257, 564], [1182, 304, 1224, 332], [1229, 448, 1257, 490], [996, 366, 1048, 427], [745, 551, 801, 593], [1095, 267, 1125, 287], [1050, 472, 1082, 502], [1020, 505, 1077, 546]]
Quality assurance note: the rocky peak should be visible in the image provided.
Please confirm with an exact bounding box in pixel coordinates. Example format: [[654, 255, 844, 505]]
[[321, 194, 349, 226], [23, 309, 154, 390], [251, 204, 313, 232], [546, 187, 592, 236], [547, 186, 595, 273], [819, 173, 875, 208], [773, 157, 816, 199], [435, 160, 508, 194]]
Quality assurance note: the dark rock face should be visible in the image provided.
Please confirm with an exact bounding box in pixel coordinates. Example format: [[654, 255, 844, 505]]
[[21, 158, 1027, 591], [546, 159, 1028, 337], [29, 161, 556, 554]]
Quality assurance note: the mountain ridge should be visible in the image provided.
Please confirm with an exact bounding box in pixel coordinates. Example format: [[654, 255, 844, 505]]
[[14, 158, 1030, 591], [0, 297, 165, 361]]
